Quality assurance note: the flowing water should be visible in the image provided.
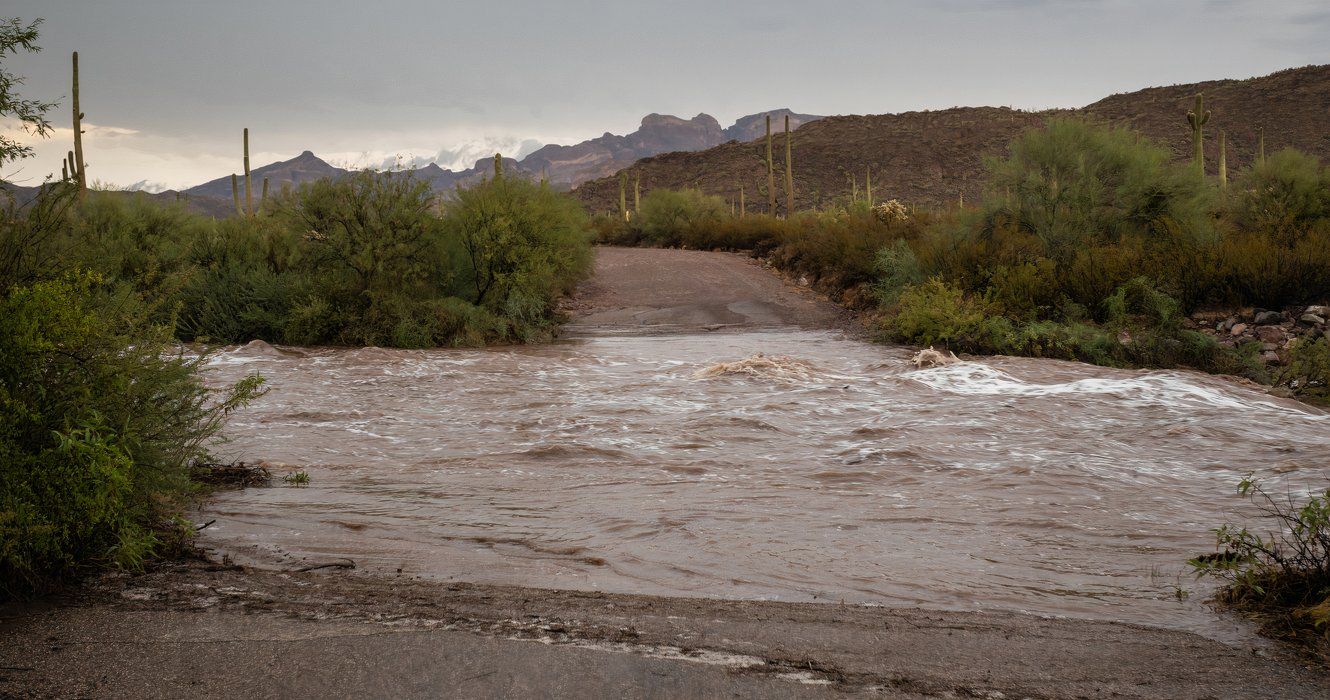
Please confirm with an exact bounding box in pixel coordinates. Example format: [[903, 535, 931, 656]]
[[200, 330, 1330, 643]]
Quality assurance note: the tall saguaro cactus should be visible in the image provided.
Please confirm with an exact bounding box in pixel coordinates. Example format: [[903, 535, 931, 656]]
[[634, 175, 641, 215], [1218, 131, 1228, 191], [243, 128, 253, 216], [739, 186, 745, 219], [1257, 127, 1266, 166], [1185, 93, 1210, 178], [71, 52, 87, 199], [231, 174, 242, 216], [866, 167, 873, 207], [765, 115, 775, 214], [619, 172, 629, 222], [493, 152, 503, 179], [783, 115, 794, 216]]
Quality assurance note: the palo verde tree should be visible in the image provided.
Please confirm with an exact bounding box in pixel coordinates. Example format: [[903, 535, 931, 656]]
[[0, 17, 55, 173]]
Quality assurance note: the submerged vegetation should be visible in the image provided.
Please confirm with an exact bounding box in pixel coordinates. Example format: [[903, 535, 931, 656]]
[[596, 117, 1330, 394], [1191, 477, 1330, 658]]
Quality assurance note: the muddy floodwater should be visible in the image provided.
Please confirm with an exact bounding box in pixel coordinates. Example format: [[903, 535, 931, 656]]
[[200, 330, 1330, 644]]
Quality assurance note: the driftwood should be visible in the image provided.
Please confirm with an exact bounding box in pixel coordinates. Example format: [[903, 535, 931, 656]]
[[189, 461, 271, 487], [296, 558, 357, 573], [910, 346, 962, 369]]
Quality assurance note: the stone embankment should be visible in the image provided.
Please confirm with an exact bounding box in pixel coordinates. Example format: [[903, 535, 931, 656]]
[[1192, 304, 1330, 365]]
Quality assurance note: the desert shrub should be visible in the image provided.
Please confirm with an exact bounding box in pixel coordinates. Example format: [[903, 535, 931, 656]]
[[885, 278, 988, 347], [1278, 336, 1330, 402], [985, 117, 1214, 261], [65, 194, 211, 309], [1103, 276, 1181, 331], [874, 239, 924, 306], [680, 215, 786, 253], [768, 209, 901, 296], [985, 258, 1059, 321], [1191, 477, 1330, 653], [634, 188, 725, 246], [1230, 150, 1330, 246], [0, 266, 263, 596], [445, 176, 593, 341], [1218, 221, 1330, 308]]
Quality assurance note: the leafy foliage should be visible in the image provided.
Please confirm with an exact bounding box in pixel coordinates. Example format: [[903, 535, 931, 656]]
[[1190, 477, 1330, 654], [0, 186, 265, 595], [0, 17, 55, 168]]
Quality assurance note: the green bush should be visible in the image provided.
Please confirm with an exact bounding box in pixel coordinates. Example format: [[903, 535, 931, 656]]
[[0, 270, 263, 596], [634, 188, 726, 246], [1278, 336, 1330, 403], [1230, 149, 1330, 246], [885, 278, 988, 347], [445, 176, 593, 341]]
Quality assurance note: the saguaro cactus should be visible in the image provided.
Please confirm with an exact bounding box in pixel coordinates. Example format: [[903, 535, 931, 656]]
[[1218, 131, 1228, 191], [1185, 93, 1210, 178], [739, 186, 745, 219], [260, 177, 270, 213], [619, 172, 629, 222], [765, 115, 775, 214], [243, 128, 253, 216], [71, 52, 87, 199], [1257, 127, 1266, 166], [784, 115, 794, 216], [231, 174, 242, 216], [634, 175, 641, 214], [493, 152, 503, 179], [866, 167, 873, 206], [65, 150, 81, 185]]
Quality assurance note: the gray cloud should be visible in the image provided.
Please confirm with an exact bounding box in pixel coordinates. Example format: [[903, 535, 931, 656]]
[[2, 0, 1324, 188]]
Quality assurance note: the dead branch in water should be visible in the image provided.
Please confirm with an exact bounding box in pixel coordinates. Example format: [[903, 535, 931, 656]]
[[910, 346, 962, 369], [189, 461, 271, 487], [296, 558, 357, 573]]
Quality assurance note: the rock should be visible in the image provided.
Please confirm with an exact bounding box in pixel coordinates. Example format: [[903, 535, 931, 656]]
[[1255, 325, 1285, 344], [1299, 313, 1326, 326], [1261, 342, 1278, 352], [1268, 386, 1295, 399], [1229, 323, 1248, 337], [1218, 317, 1238, 332], [1305, 305, 1329, 317], [1254, 310, 1282, 325], [1262, 350, 1281, 364]]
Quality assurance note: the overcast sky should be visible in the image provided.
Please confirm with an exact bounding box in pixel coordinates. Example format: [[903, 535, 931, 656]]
[[2, 0, 1326, 189]]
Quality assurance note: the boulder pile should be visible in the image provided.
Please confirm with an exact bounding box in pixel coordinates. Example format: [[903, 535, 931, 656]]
[[1191, 305, 1330, 365]]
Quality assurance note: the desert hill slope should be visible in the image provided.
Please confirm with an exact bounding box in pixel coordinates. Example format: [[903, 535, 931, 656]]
[[574, 65, 1330, 214]]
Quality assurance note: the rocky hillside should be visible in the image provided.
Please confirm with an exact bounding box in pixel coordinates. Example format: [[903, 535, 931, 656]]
[[574, 65, 1330, 215]]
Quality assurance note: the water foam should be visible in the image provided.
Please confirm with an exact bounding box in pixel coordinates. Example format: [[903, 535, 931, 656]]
[[907, 363, 1325, 418]]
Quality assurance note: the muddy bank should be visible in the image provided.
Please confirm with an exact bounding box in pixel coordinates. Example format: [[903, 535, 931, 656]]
[[3, 562, 1328, 699]]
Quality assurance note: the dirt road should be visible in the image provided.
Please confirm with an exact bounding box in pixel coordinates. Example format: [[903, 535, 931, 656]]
[[562, 246, 849, 332]]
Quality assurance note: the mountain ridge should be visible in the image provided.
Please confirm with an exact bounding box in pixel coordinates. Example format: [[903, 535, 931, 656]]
[[178, 109, 826, 207], [573, 64, 1330, 214]]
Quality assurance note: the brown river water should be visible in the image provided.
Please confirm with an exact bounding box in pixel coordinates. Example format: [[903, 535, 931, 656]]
[[199, 329, 1330, 644]]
